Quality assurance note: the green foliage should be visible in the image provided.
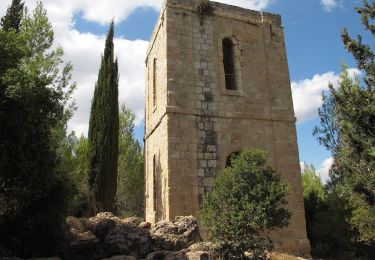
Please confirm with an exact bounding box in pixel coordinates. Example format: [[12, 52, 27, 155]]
[[116, 105, 144, 217], [201, 148, 291, 259], [0, 2, 75, 257], [0, 0, 24, 32], [301, 164, 325, 200], [313, 0, 375, 246], [301, 164, 354, 258], [63, 133, 91, 217], [88, 22, 119, 214]]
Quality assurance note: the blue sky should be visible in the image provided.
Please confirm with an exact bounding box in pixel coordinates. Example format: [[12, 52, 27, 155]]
[[0, 0, 367, 182]]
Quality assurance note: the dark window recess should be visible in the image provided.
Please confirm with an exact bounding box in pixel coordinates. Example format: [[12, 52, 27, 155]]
[[153, 155, 157, 211], [222, 38, 236, 90], [153, 58, 157, 107], [226, 151, 241, 167]]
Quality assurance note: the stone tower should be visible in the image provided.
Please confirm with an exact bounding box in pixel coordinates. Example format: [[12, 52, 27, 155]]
[[144, 0, 310, 255]]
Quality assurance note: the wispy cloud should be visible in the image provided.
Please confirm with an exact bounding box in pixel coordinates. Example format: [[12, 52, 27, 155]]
[[214, 0, 270, 10], [318, 157, 333, 183], [321, 0, 338, 12], [291, 68, 360, 123], [1, 0, 152, 136]]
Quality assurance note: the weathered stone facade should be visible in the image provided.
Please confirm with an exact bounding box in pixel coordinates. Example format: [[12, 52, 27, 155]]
[[145, 0, 310, 256]]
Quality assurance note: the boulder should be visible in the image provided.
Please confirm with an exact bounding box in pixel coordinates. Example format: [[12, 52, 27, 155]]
[[146, 250, 188, 260], [102, 223, 152, 258], [64, 214, 204, 260], [185, 251, 212, 260], [66, 216, 85, 233], [95, 219, 117, 241], [122, 217, 143, 226], [65, 212, 153, 259], [89, 212, 122, 226], [150, 216, 202, 251], [0, 250, 61, 259], [64, 231, 100, 260], [139, 222, 152, 229], [101, 255, 137, 260]]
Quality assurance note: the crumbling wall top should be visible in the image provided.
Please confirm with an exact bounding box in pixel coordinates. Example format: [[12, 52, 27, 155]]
[[164, 0, 282, 26]]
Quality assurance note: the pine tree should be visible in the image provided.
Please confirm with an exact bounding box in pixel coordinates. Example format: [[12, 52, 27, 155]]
[[88, 22, 119, 214], [0, 0, 24, 32], [314, 0, 375, 245], [0, 2, 75, 257]]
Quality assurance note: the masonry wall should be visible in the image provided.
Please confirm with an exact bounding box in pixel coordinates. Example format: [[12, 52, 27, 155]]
[[145, 8, 169, 224], [145, 0, 310, 256]]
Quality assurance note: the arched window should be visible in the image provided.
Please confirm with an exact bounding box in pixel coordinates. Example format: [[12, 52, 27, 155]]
[[226, 151, 240, 167], [222, 38, 236, 90], [153, 58, 157, 107]]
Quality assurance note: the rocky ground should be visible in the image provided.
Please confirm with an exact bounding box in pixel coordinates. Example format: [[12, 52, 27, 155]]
[[0, 213, 307, 260]]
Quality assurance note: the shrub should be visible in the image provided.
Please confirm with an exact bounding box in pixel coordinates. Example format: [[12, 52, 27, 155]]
[[201, 148, 291, 259]]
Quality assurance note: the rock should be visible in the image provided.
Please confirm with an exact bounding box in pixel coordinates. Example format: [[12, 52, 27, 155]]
[[185, 251, 212, 260], [139, 222, 152, 229], [146, 250, 187, 260], [150, 216, 202, 251], [101, 256, 137, 260], [65, 214, 205, 260], [95, 219, 117, 241], [103, 223, 152, 258], [29, 257, 61, 260], [64, 231, 100, 260], [65, 213, 154, 259], [122, 217, 143, 226], [187, 242, 226, 259], [269, 252, 307, 260], [89, 212, 122, 225], [80, 218, 96, 233], [188, 242, 224, 253], [66, 216, 85, 233]]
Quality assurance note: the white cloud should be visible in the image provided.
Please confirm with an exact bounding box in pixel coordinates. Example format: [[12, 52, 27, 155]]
[[320, 0, 338, 12], [291, 68, 360, 123], [61, 31, 148, 136], [318, 157, 333, 183], [214, 0, 270, 10], [0, 0, 162, 25], [1, 0, 271, 25], [1, 0, 151, 136]]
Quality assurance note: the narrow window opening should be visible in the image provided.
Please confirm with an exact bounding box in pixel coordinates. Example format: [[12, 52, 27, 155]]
[[226, 151, 241, 167], [153, 155, 157, 211], [222, 38, 236, 90], [153, 58, 157, 107]]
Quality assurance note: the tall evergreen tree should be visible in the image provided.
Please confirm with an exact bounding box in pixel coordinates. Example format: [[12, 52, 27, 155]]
[[0, 0, 24, 32], [314, 0, 375, 246], [88, 22, 119, 214], [0, 2, 75, 257]]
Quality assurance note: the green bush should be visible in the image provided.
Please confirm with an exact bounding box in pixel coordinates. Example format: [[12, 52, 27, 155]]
[[301, 164, 355, 258], [116, 105, 144, 217], [201, 148, 291, 259]]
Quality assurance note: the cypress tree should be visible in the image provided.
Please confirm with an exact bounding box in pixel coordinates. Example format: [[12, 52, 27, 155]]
[[88, 22, 119, 214], [1, 0, 24, 32]]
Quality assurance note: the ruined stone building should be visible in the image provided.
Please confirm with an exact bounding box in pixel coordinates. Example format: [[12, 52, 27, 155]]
[[144, 0, 310, 255]]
